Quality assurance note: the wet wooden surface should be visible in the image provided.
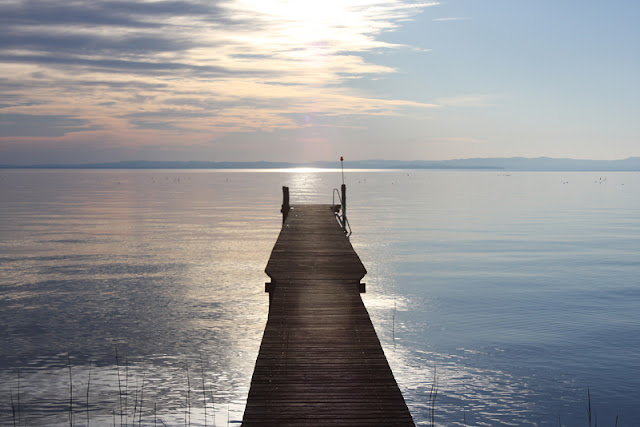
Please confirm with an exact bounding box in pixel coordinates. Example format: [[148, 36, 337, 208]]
[[242, 205, 414, 426]]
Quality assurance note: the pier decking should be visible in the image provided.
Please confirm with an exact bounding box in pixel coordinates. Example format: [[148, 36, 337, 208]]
[[242, 195, 414, 426]]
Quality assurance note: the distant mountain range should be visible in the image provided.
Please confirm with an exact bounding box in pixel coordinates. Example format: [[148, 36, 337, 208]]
[[3, 157, 640, 171]]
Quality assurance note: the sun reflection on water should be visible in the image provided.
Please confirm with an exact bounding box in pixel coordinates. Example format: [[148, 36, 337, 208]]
[[2, 170, 640, 425]]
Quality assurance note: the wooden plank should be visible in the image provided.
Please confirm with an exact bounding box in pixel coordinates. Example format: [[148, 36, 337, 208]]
[[242, 204, 414, 426]]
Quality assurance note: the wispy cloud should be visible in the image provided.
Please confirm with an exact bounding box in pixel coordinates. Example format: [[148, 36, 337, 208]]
[[0, 0, 438, 155], [432, 17, 471, 22], [0, 113, 99, 137]]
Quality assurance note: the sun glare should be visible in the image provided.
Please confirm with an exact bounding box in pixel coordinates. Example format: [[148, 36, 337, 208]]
[[283, 167, 337, 173], [228, 0, 396, 55]]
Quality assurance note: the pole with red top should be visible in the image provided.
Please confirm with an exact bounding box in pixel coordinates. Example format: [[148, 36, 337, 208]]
[[340, 156, 347, 233]]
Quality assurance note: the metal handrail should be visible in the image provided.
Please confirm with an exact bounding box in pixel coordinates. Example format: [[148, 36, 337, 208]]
[[332, 188, 352, 237]]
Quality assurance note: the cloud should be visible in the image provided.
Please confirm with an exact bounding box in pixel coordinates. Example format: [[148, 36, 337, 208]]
[[1, 0, 225, 28], [0, 113, 99, 137], [0, 0, 438, 156], [432, 17, 471, 22]]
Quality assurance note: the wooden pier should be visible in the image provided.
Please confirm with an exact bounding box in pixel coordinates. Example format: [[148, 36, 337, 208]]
[[242, 187, 414, 426]]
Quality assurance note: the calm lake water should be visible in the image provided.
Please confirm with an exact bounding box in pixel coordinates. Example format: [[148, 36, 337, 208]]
[[1, 169, 639, 426]]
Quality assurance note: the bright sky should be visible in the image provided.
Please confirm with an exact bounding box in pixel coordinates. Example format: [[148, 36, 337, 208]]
[[1, 0, 639, 165]]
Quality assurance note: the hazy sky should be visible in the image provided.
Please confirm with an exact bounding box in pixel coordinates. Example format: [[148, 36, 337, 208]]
[[1, 0, 639, 165]]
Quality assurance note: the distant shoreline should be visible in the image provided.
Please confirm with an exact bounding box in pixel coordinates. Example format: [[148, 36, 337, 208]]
[[1, 157, 639, 171]]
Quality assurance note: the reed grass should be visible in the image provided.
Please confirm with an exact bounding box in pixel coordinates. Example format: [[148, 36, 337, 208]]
[[133, 378, 139, 426], [10, 369, 22, 427], [16, 370, 21, 426], [86, 360, 91, 427], [200, 353, 208, 427], [185, 363, 191, 427], [125, 356, 129, 426], [392, 301, 397, 352], [428, 366, 438, 427], [115, 347, 123, 426], [2, 350, 236, 426], [10, 388, 16, 427], [587, 386, 592, 427], [139, 374, 146, 426], [210, 384, 216, 426], [67, 350, 73, 427], [8, 351, 623, 426]]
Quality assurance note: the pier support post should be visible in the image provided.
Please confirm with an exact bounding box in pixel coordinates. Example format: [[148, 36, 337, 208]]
[[281, 186, 290, 225]]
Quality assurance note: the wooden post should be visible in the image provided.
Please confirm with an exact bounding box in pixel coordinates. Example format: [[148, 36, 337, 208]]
[[265, 282, 274, 306], [281, 186, 290, 225], [341, 184, 347, 233]]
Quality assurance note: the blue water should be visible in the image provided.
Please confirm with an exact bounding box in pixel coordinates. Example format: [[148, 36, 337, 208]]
[[1, 169, 639, 426]]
